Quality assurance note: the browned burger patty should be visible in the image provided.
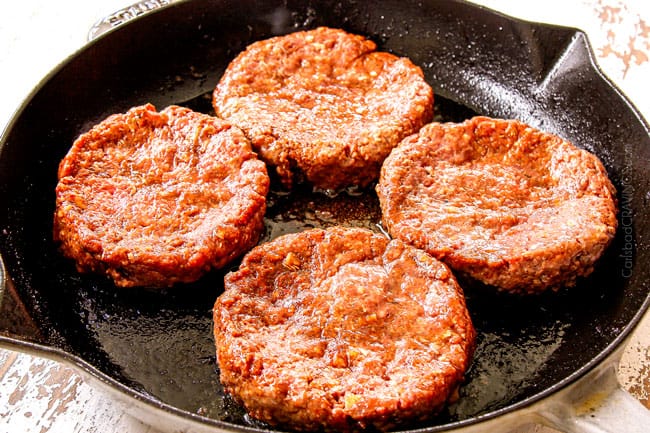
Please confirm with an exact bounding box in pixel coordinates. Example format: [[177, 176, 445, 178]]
[[377, 116, 618, 294], [213, 27, 434, 190], [54, 104, 269, 288], [213, 226, 475, 432]]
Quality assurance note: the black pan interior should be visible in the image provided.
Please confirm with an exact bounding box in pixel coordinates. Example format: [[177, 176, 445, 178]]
[[1, 0, 649, 431]]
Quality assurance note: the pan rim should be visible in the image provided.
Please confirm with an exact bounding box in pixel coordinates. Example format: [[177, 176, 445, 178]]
[[1, 295, 648, 432]]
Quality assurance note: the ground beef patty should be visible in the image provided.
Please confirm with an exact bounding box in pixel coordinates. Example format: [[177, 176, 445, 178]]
[[214, 226, 475, 432], [213, 27, 433, 190], [377, 116, 618, 294], [54, 104, 269, 288]]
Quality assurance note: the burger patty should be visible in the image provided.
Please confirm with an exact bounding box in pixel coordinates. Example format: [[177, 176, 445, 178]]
[[214, 226, 476, 432], [377, 116, 618, 294], [54, 104, 269, 288], [213, 26, 434, 190]]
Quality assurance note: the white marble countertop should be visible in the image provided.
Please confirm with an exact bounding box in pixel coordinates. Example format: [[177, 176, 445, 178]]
[[1, 1, 649, 432]]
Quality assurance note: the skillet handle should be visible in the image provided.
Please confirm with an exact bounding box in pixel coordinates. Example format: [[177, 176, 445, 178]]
[[87, 0, 184, 41], [538, 356, 650, 433], [0, 254, 47, 347]]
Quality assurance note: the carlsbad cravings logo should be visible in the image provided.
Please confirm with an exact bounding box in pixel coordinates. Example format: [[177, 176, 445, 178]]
[[619, 166, 634, 279]]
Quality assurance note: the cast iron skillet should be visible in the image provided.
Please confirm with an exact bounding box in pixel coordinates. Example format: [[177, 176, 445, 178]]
[[1, 0, 649, 432]]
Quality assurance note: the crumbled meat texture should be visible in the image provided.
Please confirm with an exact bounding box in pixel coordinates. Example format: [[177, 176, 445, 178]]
[[214, 226, 475, 432], [377, 116, 618, 294], [213, 26, 433, 190], [54, 104, 269, 287]]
